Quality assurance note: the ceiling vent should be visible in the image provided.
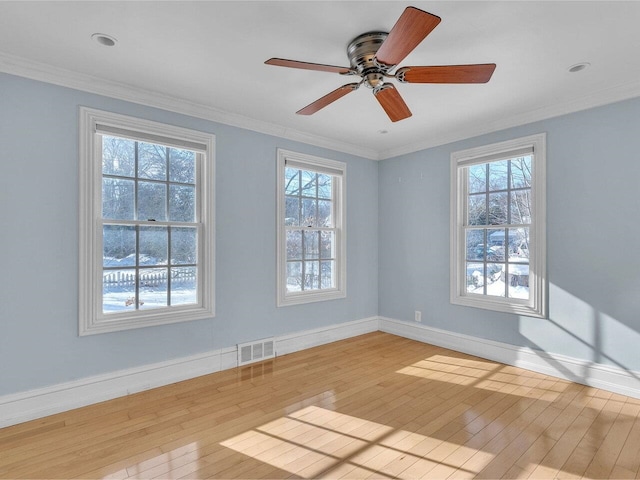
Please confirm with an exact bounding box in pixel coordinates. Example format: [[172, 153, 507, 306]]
[[237, 338, 276, 366]]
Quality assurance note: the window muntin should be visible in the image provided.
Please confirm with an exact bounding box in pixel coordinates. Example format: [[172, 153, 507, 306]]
[[451, 134, 546, 318], [79, 108, 215, 335], [101, 136, 199, 313], [277, 150, 346, 306], [284, 167, 336, 292], [464, 156, 532, 299]]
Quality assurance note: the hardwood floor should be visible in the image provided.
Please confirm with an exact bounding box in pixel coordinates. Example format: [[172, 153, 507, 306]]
[[1, 332, 639, 479]]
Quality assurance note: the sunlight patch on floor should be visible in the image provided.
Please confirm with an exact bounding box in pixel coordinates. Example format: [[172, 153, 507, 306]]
[[220, 405, 484, 478], [397, 354, 569, 398]]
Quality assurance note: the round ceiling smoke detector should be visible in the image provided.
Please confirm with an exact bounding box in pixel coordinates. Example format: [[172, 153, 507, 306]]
[[91, 33, 117, 47]]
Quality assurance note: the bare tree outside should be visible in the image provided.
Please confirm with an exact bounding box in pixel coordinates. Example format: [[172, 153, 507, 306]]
[[284, 167, 335, 292], [465, 156, 532, 299], [101, 136, 199, 312]]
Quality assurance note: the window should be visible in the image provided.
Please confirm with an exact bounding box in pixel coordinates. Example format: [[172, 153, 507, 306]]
[[79, 107, 215, 335], [277, 149, 346, 306], [450, 133, 546, 317]]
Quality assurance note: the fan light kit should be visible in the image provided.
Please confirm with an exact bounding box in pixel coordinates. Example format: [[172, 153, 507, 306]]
[[265, 6, 496, 122]]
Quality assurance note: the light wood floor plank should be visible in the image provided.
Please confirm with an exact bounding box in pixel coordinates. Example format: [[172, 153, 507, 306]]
[[522, 394, 608, 479], [1, 332, 638, 479], [556, 397, 624, 479], [611, 401, 640, 478], [582, 400, 638, 478]]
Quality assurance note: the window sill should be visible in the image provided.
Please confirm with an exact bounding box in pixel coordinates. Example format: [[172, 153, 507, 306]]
[[277, 288, 346, 307]]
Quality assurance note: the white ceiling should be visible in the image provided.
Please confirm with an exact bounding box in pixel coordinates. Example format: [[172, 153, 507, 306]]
[[1, 1, 640, 160]]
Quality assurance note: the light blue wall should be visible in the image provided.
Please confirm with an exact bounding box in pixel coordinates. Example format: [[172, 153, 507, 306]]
[[0, 73, 378, 395], [378, 97, 640, 372], [2, 70, 639, 398]]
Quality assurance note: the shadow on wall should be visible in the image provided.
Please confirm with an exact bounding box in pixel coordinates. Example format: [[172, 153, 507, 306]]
[[519, 283, 640, 387]]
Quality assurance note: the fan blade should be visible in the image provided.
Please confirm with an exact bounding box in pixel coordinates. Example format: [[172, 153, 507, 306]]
[[265, 58, 352, 74], [374, 7, 441, 68], [297, 83, 360, 115], [373, 84, 412, 122], [396, 64, 496, 83]]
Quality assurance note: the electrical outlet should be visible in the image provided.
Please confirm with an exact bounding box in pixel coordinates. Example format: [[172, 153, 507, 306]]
[[415, 310, 422, 323]]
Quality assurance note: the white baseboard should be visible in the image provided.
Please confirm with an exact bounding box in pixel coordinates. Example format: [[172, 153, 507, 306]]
[[0, 316, 379, 428], [276, 316, 379, 357], [379, 316, 640, 400], [0, 348, 231, 429], [3, 315, 637, 429]]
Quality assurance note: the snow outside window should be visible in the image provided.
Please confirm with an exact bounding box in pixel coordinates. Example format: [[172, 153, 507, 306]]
[[79, 108, 215, 335], [450, 133, 547, 318], [277, 149, 346, 307]]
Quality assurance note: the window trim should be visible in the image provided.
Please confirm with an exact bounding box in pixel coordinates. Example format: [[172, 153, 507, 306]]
[[79, 107, 215, 335], [450, 133, 547, 318], [276, 149, 346, 307]]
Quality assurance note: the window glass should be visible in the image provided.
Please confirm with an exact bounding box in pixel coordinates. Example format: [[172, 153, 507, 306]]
[[463, 157, 532, 300], [451, 134, 545, 318], [285, 169, 335, 294], [101, 138, 198, 314], [277, 150, 345, 306], [79, 108, 215, 335]]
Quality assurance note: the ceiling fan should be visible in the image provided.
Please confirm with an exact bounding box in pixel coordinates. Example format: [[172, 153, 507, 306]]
[[265, 6, 496, 122]]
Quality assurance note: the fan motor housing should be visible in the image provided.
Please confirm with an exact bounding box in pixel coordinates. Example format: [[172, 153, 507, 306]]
[[347, 31, 390, 88]]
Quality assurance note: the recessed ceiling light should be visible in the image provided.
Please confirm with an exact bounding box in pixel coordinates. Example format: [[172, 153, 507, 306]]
[[91, 33, 117, 47], [568, 62, 590, 73]]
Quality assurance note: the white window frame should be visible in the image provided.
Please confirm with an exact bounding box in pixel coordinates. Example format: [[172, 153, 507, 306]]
[[79, 107, 215, 335], [450, 133, 547, 318], [276, 149, 346, 307]]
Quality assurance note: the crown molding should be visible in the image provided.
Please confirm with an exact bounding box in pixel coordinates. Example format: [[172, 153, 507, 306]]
[[3, 52, 639, 162], [379, 79, 640, 160], [0, 52, 378, 160]]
